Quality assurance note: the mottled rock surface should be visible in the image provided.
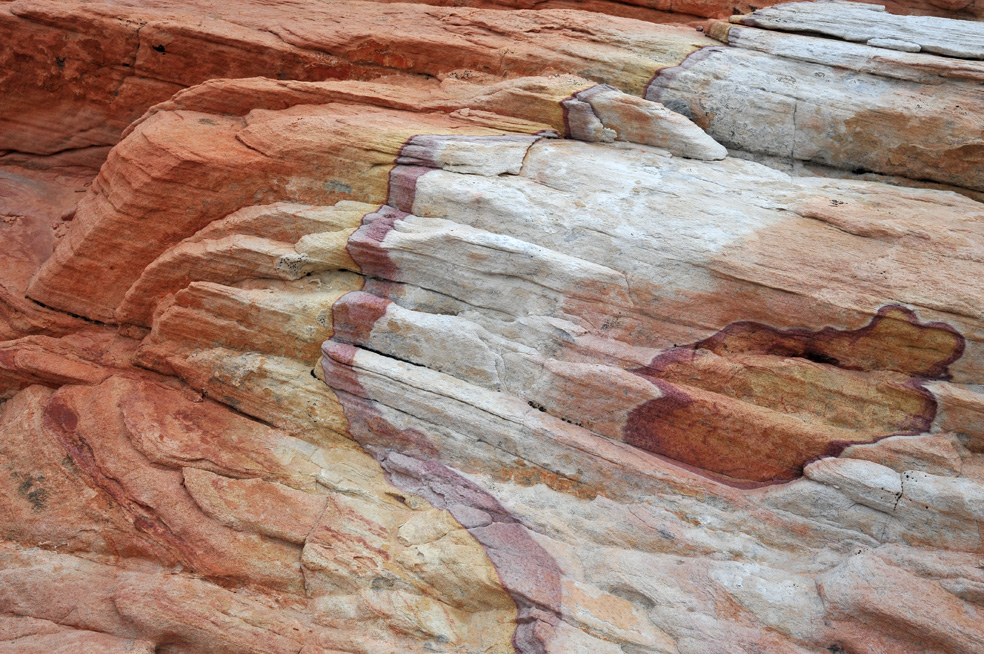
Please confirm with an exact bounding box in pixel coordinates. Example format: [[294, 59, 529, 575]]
[[3, 1, 984, 653]]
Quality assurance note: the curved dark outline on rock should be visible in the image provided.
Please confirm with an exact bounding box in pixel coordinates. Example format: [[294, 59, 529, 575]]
[[624, 304, 966, 488]]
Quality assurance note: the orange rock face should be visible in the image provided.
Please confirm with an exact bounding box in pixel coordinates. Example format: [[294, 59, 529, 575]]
[[3, 1, 984, 653], [0, 0, 709, 170]]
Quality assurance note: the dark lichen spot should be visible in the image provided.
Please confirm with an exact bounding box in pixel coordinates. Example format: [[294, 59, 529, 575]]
[[657, 527, 676, 540], [16, 474, 49, 512], [370, 577, 395, 591], [323, 179, 353, 195]]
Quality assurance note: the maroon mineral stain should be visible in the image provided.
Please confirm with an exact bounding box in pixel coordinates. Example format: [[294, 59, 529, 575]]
[[377, 451, 562, 654], [643, 46, 720, 106], [41, 388, 190, 565], [323, 283, 563, 653], [386, 165, 430, 214], [388, 133, 543, 212], [693, 304, 964, 379], [344, 205, 407, 282], [329, 291, 391, 348], [43, 393, 79, 434], [386, 133, 445, 212], [624, 305, 965, 486]]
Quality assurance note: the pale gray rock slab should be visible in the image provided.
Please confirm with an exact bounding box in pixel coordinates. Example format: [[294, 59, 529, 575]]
[[742, 1, 984, 59], [563, 96, 617, 144], [410, 140, 984, 382], [397, 134, 540, 176], [804, 458, 984, 551], [895, 470, 984, 550], [378, 213, 632, 318], [648, 39, 984, 192], [567, 85, 727, 160], [724, 24, 984, 84], [866, 37, 921, 52], [804, 458, 903, 514], [411, 141, 792, 312], [760, 479, 900, 545], [840, 433, 966, 477]]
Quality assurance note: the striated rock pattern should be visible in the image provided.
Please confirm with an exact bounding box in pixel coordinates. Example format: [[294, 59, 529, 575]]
[[652, 3, 984, 198], [3, 1, 984, 653]]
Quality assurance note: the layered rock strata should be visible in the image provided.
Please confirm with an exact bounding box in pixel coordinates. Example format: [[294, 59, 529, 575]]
[[652, 2, 984, 198], [3, 1, 984, 653]]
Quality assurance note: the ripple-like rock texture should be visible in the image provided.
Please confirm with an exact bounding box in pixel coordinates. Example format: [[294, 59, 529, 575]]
[[3, 1, 984, 653]]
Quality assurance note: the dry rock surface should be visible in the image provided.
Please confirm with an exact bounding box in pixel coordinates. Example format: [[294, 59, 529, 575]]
[[2, 1, 984, 653]]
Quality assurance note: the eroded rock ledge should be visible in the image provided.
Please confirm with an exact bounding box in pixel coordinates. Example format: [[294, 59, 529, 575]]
[[2, 2, 984, 653]]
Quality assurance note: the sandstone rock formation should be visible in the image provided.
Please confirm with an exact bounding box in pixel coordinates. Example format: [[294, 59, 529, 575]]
[[3, 1, 984, 653]]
